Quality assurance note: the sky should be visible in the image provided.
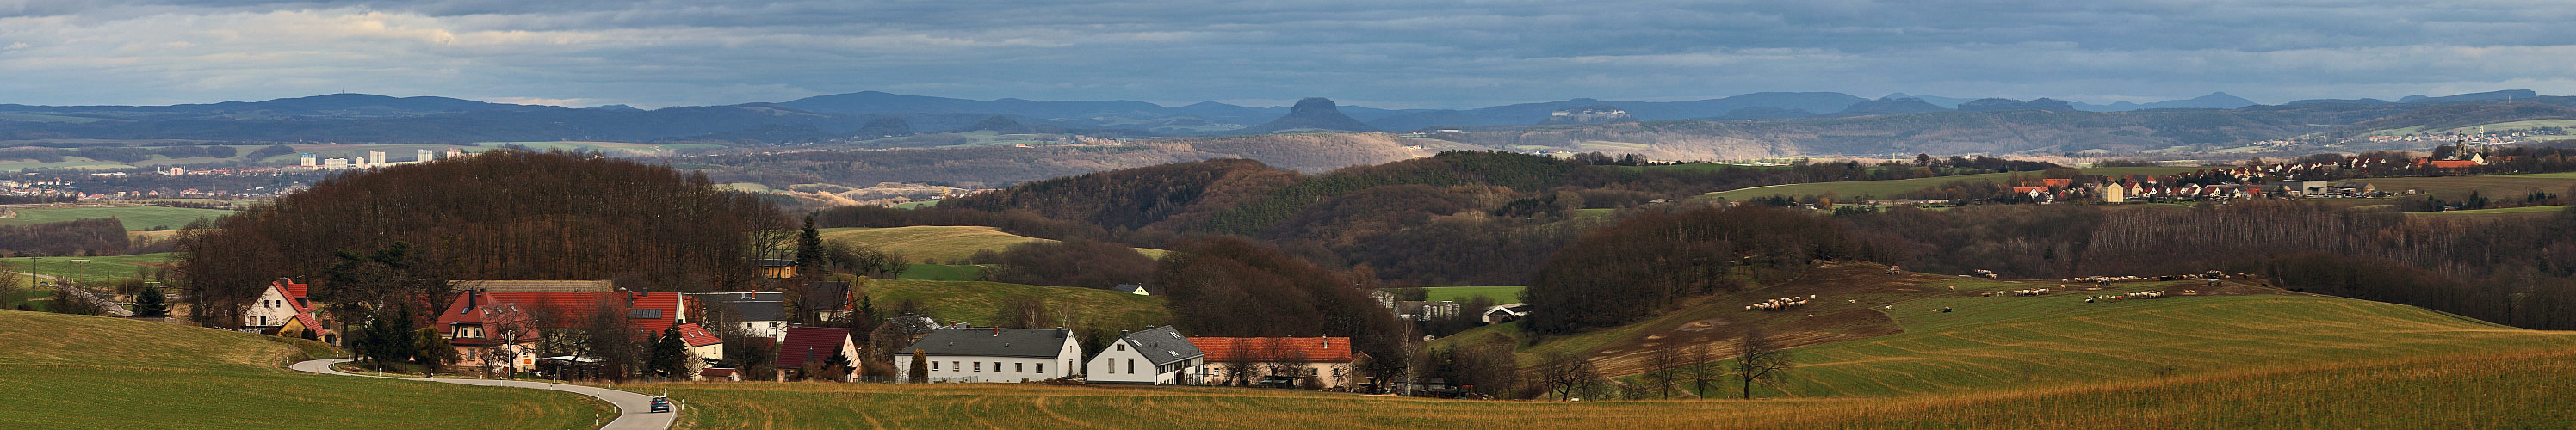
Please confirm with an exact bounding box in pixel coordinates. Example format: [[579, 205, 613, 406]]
[[3, 1, 2575, 109]]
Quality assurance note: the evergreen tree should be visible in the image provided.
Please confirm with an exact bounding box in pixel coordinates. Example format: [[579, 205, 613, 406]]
[[648, 326, 688, 379], [908, 350, 929, 383], [131, 286, 168, 317], [796, 213, 825, 274], [359, 305, 418, 369]]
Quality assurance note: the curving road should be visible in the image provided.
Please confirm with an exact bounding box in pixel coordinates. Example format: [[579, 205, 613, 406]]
[[291, 359, 675, 429]]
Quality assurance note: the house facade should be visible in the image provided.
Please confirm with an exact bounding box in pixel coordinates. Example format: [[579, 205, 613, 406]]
[[1084, 326, 1204, 385], [688, 292, 790, 340], [894, 327, 1082, 383], [774, 327, 858, 382], [1188, 336, 1358, 389]]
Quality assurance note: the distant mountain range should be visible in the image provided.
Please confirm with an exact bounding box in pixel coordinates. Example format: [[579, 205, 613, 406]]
[[0, 89, 2563, 145]]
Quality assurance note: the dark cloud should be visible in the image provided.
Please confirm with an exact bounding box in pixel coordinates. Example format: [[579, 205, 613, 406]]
[[1, 0, 2572, 108]]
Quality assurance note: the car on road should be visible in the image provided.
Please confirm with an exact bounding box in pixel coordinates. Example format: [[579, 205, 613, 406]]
[[648, 396, 672, 413]]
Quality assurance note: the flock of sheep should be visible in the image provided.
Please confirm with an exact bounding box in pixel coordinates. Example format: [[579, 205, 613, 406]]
[[1978, 288, 2052, 297], [1747, 295, 1816, 311], [2084, 290, 2186, 303]]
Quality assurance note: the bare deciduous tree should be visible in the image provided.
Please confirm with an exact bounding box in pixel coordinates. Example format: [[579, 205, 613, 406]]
[[1534, 352, 1600, 401], [1732, 327, 1795, 399]]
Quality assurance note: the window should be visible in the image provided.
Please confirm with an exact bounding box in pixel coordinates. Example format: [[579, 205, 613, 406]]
[[1037, 363, 1043, 373], [952, 361, 959, 372], [994, 362, 1001, 372], [1116, 343, 1124, 351], [932, 361, 940, 371], [1127, 359, 1136, 374], [1015, 363, 1024, 372], [974, 362, 981, 372]]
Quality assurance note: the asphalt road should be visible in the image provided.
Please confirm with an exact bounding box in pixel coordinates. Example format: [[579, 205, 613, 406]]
[[291, 359, 676, 429]]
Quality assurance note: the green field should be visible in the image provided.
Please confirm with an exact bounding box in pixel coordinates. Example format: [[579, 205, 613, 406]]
[[820, 226, 1164, 264], [622, 346, 2576, 429], [0, 206, 233, 230], [1700, 167, 2203, 201], [0, 310, 608, 430], [862, 278, 1170, 330], [1436, 264, 2576, 400], [1421, 286, 1526, 304], [898, 264, 989, 281], [0, 252, 176, 286], [2366, 175, 2576, 200]]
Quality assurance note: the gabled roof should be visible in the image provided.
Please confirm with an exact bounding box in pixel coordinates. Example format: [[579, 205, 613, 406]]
[[437, 292, 684, 335], [1115, 326, 1204, 366], [269, 280, 330, 336], [2040, 178, 2071, 187], [896, 327, 1072, 359], [276, 279, 309, 300], [776, 327, 852, 369], [449, 280, 615, 293], [1190, 337, 1354, 363], [675, 323, 722, 347]]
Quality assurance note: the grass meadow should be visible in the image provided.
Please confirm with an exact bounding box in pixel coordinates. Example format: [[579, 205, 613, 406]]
[[820, 226, 1164, 264], [862, 279, 1171, 329], [0, 310, 608, 430], [0, 206, 233, 230], [1421, 286, 1527, 304], [626, 346, 2576, 429]]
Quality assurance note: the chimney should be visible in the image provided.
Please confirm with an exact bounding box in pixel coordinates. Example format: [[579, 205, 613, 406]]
[[467, 290, 479, 312], [992, 327, 1000, 336]]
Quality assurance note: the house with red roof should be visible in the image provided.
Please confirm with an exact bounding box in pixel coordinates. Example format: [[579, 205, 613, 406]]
[[434, 290, 689, 375], [1188, 336, 1358, 388], [243, 279, 332, 342], [774, 326, 858, 381]]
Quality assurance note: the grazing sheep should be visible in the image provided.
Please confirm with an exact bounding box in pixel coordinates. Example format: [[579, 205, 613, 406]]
[[2084, 298, 2095, 303]]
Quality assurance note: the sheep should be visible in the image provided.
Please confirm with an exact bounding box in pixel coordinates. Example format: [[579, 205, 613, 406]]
[[2084, 298, 2095, 303]]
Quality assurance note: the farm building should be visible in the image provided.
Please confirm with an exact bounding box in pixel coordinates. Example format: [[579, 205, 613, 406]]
[[1482, 304, 1530, 325], [1189, 336, 1358, 389], [895, 327, 1083, 383], [2273, 180, 2330, 196], [774, 327, 858, 382], [759, 259, 800, 279], [1085, 326, 1204, 384], [689, 292, 790, 340]]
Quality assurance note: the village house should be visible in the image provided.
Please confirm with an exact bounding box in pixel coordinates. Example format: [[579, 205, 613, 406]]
[[436, 291, 689, 375], [242, 278, 332, 342], [1482, 304, 1531, 325], [1189, 336, 1359, 389], [774, 326, 858, 382], [759, 259, 800, 279], [688, 292, 790, 340], [674, 322, 725, 378], [894, 327, 1083, 383], [1084, 326, 1204, 385]]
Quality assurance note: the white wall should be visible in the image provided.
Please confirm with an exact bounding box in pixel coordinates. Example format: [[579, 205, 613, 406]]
[[241, 287, 294, 328], [894, 337, 1082, 383], [1086, 339, 1201, 384]]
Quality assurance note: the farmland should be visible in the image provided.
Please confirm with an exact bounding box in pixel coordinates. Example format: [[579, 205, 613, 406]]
[[820, 225, 1164, 264], [0, 252, 176, 286], [1434, 263, 2576, 398], [1700, 166, 2202, 201], [1421, 286, 1526, 304], [0, 310, 607, 430], [860, 278, 1170, 330], [899, 263, 990, 281], [0, 206, 233, 230], [623, 346, 2576, 429]]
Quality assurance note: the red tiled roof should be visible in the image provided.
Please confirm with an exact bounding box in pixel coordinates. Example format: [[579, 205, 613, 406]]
[[775, 327, 851, 369], [269, 281, 331, 336], [278, 280, 309, 300], [1190, 337, 1354, 363], [2424, 160, 2479, 169], [436, 291, 684, 335], [2040, 178, 2071, 187], [676, 323, 722, 347]]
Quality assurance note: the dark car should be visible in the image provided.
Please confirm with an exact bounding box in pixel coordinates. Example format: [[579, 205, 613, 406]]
[[1256, 376, 1299, 389], [648, 396, 672, 413]]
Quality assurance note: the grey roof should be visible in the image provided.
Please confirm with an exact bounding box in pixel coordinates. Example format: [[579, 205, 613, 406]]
[[896, 327, 1072, 359], [803, 282, 849, 309], [1118, 326, 1204, 366], [690, 292, 790, 322]]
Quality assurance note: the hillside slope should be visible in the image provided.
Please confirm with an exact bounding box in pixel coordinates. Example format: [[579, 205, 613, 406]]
[[1437, 262, 2576, 398], [861, 279, 1171, 330], [819, 226, 1166, 264], [0, 310, 605, 430]]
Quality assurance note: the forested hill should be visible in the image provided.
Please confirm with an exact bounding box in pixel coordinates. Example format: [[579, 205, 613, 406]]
[[858, 151, 2044, 286]]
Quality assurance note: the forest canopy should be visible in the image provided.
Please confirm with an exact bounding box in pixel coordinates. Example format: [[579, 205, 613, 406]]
[[173, 150, 790, 326]]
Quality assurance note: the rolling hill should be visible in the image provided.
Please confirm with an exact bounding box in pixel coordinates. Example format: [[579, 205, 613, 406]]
[[820, 226, 1167, 265], [860, 278, 1171, 330], [1431, 262, 2576, 399], [0, 310, 606, 430]]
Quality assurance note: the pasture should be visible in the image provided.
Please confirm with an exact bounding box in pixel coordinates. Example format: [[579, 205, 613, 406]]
[[624, 346, 2576, 429], [1421, 286, 1526, 304], [0, 206, 232, 230], [0, 310, 608, 430], [861, 279, 1171, 330], [820, 226, 1164, 264], [0, 252, 176, 286], [899, 263, 990, 281]]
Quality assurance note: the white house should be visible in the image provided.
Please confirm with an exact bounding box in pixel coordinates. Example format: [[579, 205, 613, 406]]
[[1084, 326, 1204, 385], [895, 327, 1083, 383], [688, 292, 790, 340], [1113, 284, 1152, 296], [242, 279, 311, 331]]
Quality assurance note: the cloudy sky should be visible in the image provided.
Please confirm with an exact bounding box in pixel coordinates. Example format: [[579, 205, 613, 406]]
[[3, 0, 2574, 109]]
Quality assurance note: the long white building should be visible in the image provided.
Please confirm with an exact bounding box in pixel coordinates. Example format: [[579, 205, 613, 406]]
[[894, 327, 1082, 383]]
